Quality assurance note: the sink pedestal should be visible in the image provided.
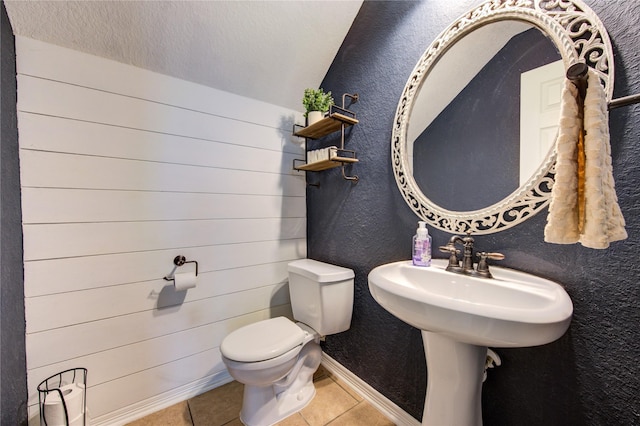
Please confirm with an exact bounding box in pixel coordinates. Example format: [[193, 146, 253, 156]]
[[422, 331, 487, 426]]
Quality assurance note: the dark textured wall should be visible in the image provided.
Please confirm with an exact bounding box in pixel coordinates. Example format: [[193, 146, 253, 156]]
[[0, 2, 27, 425], [312, 1, 640, 424]]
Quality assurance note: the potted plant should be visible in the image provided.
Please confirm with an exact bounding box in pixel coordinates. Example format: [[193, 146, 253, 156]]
[[302, 88, 334, 126]]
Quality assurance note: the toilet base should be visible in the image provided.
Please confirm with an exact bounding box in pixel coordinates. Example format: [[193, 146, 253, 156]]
[[240, 380, 315, 426], [239, 340, 322, 426]]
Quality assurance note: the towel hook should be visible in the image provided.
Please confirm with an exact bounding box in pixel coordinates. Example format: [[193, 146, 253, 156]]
[[163, 255, 198, 281], [566, 62, 588, 101], [567, 62, 640, 110]]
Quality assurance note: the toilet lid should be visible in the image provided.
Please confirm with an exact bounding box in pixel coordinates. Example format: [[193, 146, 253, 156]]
[[221, 317, 306, 363]]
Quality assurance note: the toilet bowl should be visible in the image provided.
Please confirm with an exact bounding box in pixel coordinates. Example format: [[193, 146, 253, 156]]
[[221, 319, 322, 426], [220, 259, 354, 426]]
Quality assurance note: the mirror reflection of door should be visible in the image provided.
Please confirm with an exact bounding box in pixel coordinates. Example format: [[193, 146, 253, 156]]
[[520, 60, 564, 185]]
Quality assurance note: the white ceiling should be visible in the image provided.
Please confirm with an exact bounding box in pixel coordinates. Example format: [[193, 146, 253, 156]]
[[4, 0, 363, 111]]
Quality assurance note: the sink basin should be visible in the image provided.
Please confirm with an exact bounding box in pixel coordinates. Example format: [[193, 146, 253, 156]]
[[368, 259, 573, 347], [368, 259, 573, 426]]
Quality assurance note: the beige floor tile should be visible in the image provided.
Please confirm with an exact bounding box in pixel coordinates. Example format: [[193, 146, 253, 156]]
[[125, 401, 192, 426], [188, 381, 244, 426], [332, 376, 363, 403], [299, 376, 358, 426], [327, 401, 395, 426], [315, 365, 357, 399], [274, 412, 310, 426]]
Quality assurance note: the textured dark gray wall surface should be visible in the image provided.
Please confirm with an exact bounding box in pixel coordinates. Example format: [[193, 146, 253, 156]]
[[311, 0, 640, 424], [0, 2, 27, 425]]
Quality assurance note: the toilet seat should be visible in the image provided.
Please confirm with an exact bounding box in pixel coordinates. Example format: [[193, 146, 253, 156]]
[[220, 317, 306, 362]]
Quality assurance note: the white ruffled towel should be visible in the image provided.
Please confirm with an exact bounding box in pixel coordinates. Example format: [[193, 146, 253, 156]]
[[544, 69, 627, 249]]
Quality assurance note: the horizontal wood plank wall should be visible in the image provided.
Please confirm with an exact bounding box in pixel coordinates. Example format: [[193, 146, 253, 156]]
[[16, 37, 307, 423]]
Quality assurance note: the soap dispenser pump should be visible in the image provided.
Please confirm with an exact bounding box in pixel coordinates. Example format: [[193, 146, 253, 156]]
[[412, 221, 432, 267]]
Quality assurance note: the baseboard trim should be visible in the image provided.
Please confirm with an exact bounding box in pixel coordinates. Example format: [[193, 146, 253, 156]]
[[90, 370, 234, 426], [320, 353, 421, 426]]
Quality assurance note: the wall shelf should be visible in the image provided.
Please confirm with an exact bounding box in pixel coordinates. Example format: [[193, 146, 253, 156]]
[[295, 157, 359, 172], [294, 111, 358, 140], [293, 149, 358, 172], [293, 93, 360, 183]]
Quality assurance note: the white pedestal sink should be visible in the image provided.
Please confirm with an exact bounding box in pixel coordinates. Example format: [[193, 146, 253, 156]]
[[368, 259, 573, 425]]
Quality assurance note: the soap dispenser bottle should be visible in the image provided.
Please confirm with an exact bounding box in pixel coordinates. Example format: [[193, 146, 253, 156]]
[[412, 221, 432, 267]]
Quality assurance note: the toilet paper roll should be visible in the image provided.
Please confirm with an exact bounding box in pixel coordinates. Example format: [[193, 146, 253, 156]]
[[42, 383, 85, 426], [174, 271, 197, 291], [329, 146, 338, 160], [55, 412, 85, 426]]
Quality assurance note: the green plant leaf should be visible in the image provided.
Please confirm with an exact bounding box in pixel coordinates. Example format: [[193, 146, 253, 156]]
[[302, 88, 335, 117]]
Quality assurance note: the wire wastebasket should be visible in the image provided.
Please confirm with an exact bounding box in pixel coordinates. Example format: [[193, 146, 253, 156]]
[[37, 368, 87, 426]]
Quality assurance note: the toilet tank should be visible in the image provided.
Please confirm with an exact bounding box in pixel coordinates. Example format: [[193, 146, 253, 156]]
[[287, 259, 354, 336]]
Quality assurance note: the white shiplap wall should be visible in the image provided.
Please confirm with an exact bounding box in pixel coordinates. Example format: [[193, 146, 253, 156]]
[[16, 37, 307, 425]]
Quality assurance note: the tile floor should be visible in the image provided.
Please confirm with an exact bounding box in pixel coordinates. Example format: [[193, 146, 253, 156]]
[[126, 365, 395, 426]]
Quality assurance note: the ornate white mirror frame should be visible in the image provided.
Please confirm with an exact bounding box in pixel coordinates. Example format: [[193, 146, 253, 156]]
[[392, 0, 614, 234]]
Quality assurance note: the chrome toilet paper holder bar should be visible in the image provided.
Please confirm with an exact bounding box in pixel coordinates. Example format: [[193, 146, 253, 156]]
[[164, 255, 199, 281]]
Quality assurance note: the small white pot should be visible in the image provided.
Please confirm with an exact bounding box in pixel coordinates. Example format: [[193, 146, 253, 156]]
[[307, 111, 323, 126]]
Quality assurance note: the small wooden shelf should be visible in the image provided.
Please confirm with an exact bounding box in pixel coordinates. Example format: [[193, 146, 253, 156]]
[[294, 156, 359, 172], [292, 93, 360, 183], [294, 112, 359, 140]]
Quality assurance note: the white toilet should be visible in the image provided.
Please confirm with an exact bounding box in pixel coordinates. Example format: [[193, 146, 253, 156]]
[[220, 259, 354, 426]]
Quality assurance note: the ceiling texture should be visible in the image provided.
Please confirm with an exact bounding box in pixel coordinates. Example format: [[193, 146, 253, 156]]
[[4, 0, 363, 111]]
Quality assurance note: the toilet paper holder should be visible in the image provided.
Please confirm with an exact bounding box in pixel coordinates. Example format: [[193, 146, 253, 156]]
[[38, 367, 87, 426], [163, 255, 199, 281]]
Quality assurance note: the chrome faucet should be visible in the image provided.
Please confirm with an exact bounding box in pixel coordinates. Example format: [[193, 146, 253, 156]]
[[438, 233, 504, 278]]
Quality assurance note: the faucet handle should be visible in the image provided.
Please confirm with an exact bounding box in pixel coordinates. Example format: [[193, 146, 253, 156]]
[[476, 252, 504, 278], [480, 252, 505, 261], [439, 244, 462, 271], [438, 245, 459, 254]]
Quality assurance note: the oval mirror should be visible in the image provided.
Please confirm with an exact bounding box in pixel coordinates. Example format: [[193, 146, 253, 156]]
[[392, 0, 614, 234], [409, 22, 563, 211]]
